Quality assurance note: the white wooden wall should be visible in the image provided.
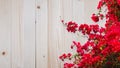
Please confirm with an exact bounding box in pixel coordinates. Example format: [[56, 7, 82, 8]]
[[0, 0, 99, 68], [0, 0, 23, 68]]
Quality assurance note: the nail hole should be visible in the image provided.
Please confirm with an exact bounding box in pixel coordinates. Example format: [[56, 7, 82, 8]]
[[37, 6, 40, 9], [2, 51, 6, 55], [43, 56, 45, 58]]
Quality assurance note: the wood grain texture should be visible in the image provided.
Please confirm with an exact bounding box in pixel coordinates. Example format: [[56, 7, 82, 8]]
[[0, 0, 12, 68], [0, 0, 23, 68], [22, 0, 36, 68], [11, 0, 23, 68], [35, 0, 48, 68]]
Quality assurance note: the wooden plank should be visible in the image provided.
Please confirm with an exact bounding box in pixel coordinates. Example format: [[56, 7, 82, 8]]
[[0, 0, 12, 68], [22, 0, 36, 68], [11, 0, 24, 68], [48, 0, 62, 68], [35, 0, 48, 68]]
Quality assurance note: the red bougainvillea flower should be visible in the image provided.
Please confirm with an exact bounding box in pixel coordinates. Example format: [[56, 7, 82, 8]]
[[105, 23, 120, 41], [117, 0, 120, 5], [99, 14, 104, 20], [64, 63, 74, 68], [97, 0, 103, 9], [79, 24, 91, 34], [67, 21, 78, 33], [67, 53, 72, 58], [110, 40, 120, 53], [99, 27, 105, 34], [60, 0, 120, 68], [59, 53, 67, 61], [92, 56, 101, 64], [91, 14, 99, 22], [118, 56, 120, 61], [90, 24, 99, 33]]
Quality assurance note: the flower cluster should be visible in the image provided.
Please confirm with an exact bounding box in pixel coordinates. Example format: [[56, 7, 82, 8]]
[[66, 21, 78, 33], [60, 0, 120, 68]]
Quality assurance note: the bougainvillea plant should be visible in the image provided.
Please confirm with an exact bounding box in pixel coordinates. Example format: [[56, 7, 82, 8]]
[[59, 0, 120, 68]]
